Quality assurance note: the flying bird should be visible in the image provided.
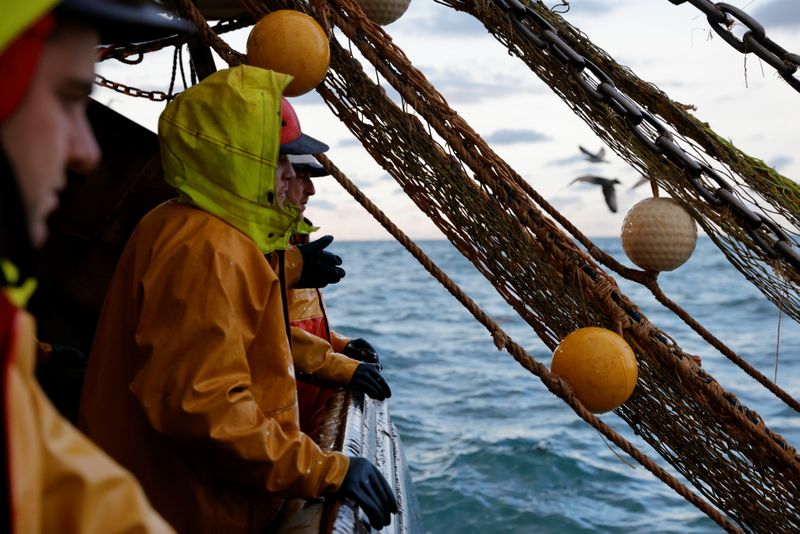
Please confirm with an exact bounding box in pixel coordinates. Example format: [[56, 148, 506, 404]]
[[579, 145, 609, 163], [569, 175, 622, 213], [630, 175, 650, 190]]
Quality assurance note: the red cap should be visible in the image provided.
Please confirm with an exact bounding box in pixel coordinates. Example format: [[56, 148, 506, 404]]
[[279, 98, 328, 155], [0, 15, 54, 122]]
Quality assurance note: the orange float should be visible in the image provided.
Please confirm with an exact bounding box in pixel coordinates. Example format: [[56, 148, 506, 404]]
[[246, 10, 330, 97], [551, 327, 638, 413]]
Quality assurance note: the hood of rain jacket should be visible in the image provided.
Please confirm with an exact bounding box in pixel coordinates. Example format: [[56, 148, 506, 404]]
[[158, 65, 301, 253]]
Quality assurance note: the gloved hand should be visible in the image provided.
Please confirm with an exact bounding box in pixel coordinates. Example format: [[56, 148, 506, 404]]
[[339, 457, 398, 529], [297, 235, 345, 288], [350, 363, 391, 401], [343, 338, 382, 368]]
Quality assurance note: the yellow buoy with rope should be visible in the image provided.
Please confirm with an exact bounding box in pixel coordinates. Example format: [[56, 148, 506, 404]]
[[551, 327, 638, 414], [246, 10, 329, 97]]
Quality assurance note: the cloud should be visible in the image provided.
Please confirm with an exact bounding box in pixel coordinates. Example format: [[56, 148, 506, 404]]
[[547, 153, 585, 166], [419, 13, 486, 36], [421, 65, 545, 104], [308, 199, 337, 211], [769, 155, 793, 169], [564, 0, 623, 16], [401, 6, 487, 37], [483, 128, 550, 145], [338, 137, 362, 148], [548, 194, 583, 209], [400, 0, 622, 37], [752, 0, 800, 31]]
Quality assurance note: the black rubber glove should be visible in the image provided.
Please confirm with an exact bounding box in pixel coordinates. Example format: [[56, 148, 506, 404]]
[[339, 457, 398, 529], [297, 235, 345, 288], [350, 363, 391, 401], [343, 338, 381, 369]]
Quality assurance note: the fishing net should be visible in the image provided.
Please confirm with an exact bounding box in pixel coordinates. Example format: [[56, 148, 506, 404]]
[[101, 1, 800, 531]]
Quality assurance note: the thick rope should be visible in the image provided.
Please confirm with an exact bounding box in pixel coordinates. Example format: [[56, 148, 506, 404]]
[[173, 0, 245, 65], [301, 3, 799, 529], [191, 1, 800, 529], [440, 0, 800, 323], [317, 152, 741, 533]]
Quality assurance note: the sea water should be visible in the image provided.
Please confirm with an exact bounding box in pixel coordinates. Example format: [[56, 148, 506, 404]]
[[323, 237, 800, 533]]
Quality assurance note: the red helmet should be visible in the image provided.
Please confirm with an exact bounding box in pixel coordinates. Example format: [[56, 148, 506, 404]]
[[279, 98, 328, 155]]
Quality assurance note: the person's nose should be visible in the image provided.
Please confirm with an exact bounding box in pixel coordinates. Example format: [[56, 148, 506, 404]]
[[67, 113, 101, 174], [306, 177, 315, 197]]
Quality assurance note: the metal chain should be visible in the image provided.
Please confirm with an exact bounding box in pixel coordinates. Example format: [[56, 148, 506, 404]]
[[494, 0, 800, 273], [97, 15, 254, 64], [667, 0, 800, 92], [94, 73, 176, 102]]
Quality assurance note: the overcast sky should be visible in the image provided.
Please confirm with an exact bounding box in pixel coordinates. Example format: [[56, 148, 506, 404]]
[[96, 0, 800, 240]]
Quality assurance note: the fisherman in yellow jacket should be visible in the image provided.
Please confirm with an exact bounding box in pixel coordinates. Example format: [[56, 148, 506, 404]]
[[284, 154, 386, 434], [79, 66, 397, 533], [0, 1, 190, 532]]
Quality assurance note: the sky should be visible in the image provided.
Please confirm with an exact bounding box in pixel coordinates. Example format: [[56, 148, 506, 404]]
[[96, 0, 800, 240]]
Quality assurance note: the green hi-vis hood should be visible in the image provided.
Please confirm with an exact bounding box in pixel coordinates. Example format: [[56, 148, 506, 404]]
[[296, 217, 318, 236], [158, 65, 301, 253]]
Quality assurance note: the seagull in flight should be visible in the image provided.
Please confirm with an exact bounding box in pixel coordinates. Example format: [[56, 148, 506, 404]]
[[569, 175, 622, 213], [579, 145, 609, 163], [630, 175, 650, 190]]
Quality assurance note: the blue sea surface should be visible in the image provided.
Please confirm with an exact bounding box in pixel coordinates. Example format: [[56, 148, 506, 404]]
[[322, 238, 800, 533]]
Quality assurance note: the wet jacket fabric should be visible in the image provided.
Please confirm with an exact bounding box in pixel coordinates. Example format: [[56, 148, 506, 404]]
[[287, 231, 354, 432], [281, 238, 357, 386], [1, 292, 172, 534], [80, 66, 349, 533], [80, 202, 350, 532], [159, 66, 300, 254]]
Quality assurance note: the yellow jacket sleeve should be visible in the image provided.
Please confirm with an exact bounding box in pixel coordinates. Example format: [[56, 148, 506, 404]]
[[8, 308, 172, 534], [291, 326, 359, 386], [128, 237, 347, 498], [329, 330, 351, 354]]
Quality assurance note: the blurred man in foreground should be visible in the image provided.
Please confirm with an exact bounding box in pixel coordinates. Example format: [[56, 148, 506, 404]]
[[0, 1, 190, 531]]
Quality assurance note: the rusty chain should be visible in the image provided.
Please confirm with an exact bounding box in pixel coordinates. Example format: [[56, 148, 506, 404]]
[[97, 15, 253, 63], [92, 14, 256, 102], [667, 0, 800, 92], [94, 73, 176, 102], [495, 0, 800, 273]]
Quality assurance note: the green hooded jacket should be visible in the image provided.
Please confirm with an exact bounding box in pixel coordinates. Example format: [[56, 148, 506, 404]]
[[158, 65, 301, 253]]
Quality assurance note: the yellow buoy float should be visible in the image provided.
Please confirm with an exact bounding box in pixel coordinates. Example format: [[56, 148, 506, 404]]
[[550, 327, 638, 413], [621, 197, 697, 272], [246, 10, 330, 97]]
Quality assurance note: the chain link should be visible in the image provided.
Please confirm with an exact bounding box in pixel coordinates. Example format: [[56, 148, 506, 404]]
[[668, 0, 800, 92], [493, 0, 800, 273], [97, 15, 253, 64], [94, 73, 176, 102]]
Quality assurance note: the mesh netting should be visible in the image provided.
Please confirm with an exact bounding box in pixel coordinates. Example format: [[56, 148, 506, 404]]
[[440, 0, 800, 324], [123, 1, 800, 531]]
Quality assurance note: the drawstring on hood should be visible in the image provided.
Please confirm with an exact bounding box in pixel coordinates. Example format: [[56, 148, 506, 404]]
[[159, 65, 301, 253]]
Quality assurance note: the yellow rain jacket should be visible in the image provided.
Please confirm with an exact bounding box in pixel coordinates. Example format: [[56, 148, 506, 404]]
[[79, 67, 350, 533], [285, 230, 355, 433], [1, 292, 172, 533]]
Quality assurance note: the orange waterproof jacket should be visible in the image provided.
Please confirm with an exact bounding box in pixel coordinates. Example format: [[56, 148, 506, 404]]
[[283, 240, 357, 385], [0, 293, 172, 533], [284, 233, 355, 431], [79, 202, 350, 533], [286, 234, 350, 356]]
